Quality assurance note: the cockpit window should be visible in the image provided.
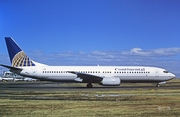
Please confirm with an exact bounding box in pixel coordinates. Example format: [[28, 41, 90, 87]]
[[163, 71, 169, 73]]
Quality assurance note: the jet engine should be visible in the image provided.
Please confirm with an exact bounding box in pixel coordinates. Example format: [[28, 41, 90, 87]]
[[100, 77, 121, 86]]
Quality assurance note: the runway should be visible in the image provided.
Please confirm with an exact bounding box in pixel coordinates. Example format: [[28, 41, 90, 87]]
[[0, 81, 180, 91]]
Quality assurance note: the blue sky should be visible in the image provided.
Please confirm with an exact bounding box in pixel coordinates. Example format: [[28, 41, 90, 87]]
[[0, 0, 180, 76]]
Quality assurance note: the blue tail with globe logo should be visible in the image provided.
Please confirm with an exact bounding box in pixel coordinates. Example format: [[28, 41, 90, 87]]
[[5, 37, 36, 67]]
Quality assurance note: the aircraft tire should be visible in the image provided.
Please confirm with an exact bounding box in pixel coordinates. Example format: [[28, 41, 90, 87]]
[[87, 83, 93, 88], [156, 84, 160, 87]]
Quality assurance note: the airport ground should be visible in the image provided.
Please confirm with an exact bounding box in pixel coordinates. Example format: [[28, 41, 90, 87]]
[[0, 79, 180, 117]]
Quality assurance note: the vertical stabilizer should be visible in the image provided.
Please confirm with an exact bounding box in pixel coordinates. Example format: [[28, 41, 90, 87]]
[[5, 37, 38, 67]]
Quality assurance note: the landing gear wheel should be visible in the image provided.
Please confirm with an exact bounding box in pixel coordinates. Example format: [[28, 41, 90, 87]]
[[156, 84, 160, 87], [87, 83, 93, 88]]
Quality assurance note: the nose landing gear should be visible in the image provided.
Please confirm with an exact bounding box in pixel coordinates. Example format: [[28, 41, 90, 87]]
[[156, 84, 160, 87]]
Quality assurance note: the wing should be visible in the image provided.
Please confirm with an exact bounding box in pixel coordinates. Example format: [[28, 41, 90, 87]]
[[68, 71, 103, 83]]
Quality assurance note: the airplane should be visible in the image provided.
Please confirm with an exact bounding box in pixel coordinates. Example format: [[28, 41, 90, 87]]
[[23, 77, 37, 82], [0, 37, 176, 88], [1, 71, 24, 82]]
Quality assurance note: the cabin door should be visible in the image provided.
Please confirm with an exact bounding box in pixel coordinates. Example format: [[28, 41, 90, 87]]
[[155, 70, 159, 77]]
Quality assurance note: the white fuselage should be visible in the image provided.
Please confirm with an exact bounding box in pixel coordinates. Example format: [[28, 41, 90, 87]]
[[2, 38, 176, 87], [18, 66, 175, 84]]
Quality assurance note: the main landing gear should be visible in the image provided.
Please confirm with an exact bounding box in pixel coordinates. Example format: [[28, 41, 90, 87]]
[[87, 83, 93, 88]]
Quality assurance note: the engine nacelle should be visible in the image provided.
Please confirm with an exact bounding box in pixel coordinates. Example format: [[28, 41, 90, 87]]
[[101, 77, 121, 86]]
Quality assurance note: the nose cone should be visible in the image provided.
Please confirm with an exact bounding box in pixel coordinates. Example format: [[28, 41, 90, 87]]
[[169, 73, 176, 79]]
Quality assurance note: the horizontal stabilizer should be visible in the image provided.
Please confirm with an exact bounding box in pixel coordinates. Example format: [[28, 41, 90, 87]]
[[0, 64, 23, 73]]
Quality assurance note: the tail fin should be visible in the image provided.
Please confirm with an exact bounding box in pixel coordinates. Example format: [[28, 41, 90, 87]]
[[5, 37, 46, 67]]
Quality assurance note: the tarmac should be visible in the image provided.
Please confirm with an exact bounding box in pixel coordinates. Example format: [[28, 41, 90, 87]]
[[0, 81, 180, 91]]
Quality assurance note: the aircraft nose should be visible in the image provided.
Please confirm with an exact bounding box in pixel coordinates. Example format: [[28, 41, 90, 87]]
[[169, 73, 176, 78]]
